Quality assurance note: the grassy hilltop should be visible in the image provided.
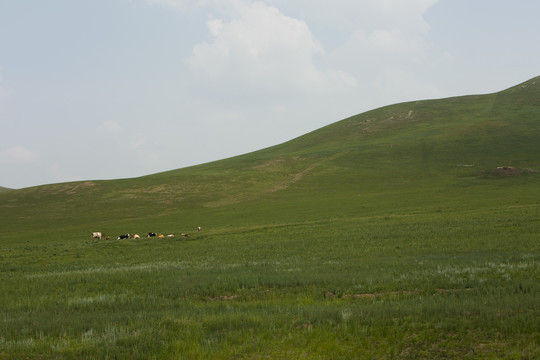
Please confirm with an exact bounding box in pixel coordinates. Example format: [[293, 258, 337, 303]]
[[0, 77, 538, 359]]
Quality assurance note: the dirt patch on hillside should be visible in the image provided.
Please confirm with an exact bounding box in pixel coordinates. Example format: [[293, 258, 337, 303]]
[[269, 152, 347, 193], [493, 166, 523, 176], [253, 158, 286, 170], [478, 166, 535, 178], [34, 181, 98, 196], [269, 162, 320, 193]]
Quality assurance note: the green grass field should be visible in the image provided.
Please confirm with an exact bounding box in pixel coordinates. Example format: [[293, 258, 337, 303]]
[[0, 77, 539, 359]]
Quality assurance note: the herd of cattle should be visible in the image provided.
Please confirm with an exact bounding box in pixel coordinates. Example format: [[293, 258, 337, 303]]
[[91, 227, 201, 240]]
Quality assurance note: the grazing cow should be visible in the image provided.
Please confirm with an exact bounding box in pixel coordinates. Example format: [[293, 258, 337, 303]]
[[158, 234, 165, 238], [181, 233, 190, 238], [91, 232, 103, 240], [167, 234, 174, 238], [147, 232, 157, 237], [132, 234, 140, 239], [197, 226, 202, 232], [117, 234, 130, 240]]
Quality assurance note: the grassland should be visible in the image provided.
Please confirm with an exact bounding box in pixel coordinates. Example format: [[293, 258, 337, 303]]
[[0, 77, 539, 359]]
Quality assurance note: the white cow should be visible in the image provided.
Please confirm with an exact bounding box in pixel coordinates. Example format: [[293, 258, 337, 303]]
[[91, 232, 103, 240], [132, 234, 141, 239]]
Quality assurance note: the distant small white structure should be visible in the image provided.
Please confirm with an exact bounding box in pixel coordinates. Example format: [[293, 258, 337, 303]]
[[197, 226, 202, 232]]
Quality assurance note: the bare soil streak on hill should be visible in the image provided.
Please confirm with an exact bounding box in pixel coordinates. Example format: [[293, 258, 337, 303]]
[[205, 154, 346, 207], [269, 162, 320, 193], [252, 158, 286, 170], [270, 152, 348, 193]]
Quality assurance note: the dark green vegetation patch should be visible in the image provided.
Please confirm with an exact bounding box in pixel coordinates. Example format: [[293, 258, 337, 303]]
[[0, 77, 539, 359]]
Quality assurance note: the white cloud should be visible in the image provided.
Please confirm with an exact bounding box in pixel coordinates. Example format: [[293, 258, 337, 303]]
[[144, 0, 439, 109], [184, 0, 357, 98], [0, 146, 40, 164], [305, 0, 442, 109], [321, 0, 437, 68], [138, 0, 443, 134]]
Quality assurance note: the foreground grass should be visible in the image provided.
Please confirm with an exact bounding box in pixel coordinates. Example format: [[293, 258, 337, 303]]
[[1, 203, 538, 359]]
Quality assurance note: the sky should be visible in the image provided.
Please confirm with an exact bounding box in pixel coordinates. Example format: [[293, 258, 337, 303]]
[[0, 0, 539, 189]]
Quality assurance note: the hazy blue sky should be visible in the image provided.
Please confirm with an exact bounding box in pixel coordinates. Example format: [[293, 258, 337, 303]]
[[1, 0, 538, 188]]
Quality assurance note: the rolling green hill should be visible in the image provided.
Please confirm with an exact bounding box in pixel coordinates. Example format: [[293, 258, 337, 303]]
[[0, 186, 11, 192], [1, 76, 538, 235], [0, 76, 538, 359]]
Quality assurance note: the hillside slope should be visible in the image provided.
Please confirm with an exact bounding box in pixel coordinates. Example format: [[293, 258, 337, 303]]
[[0, 76, 539, 238]]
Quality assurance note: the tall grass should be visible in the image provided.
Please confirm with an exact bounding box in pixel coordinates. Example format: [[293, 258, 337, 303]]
[[0, 203, 538, 359]]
